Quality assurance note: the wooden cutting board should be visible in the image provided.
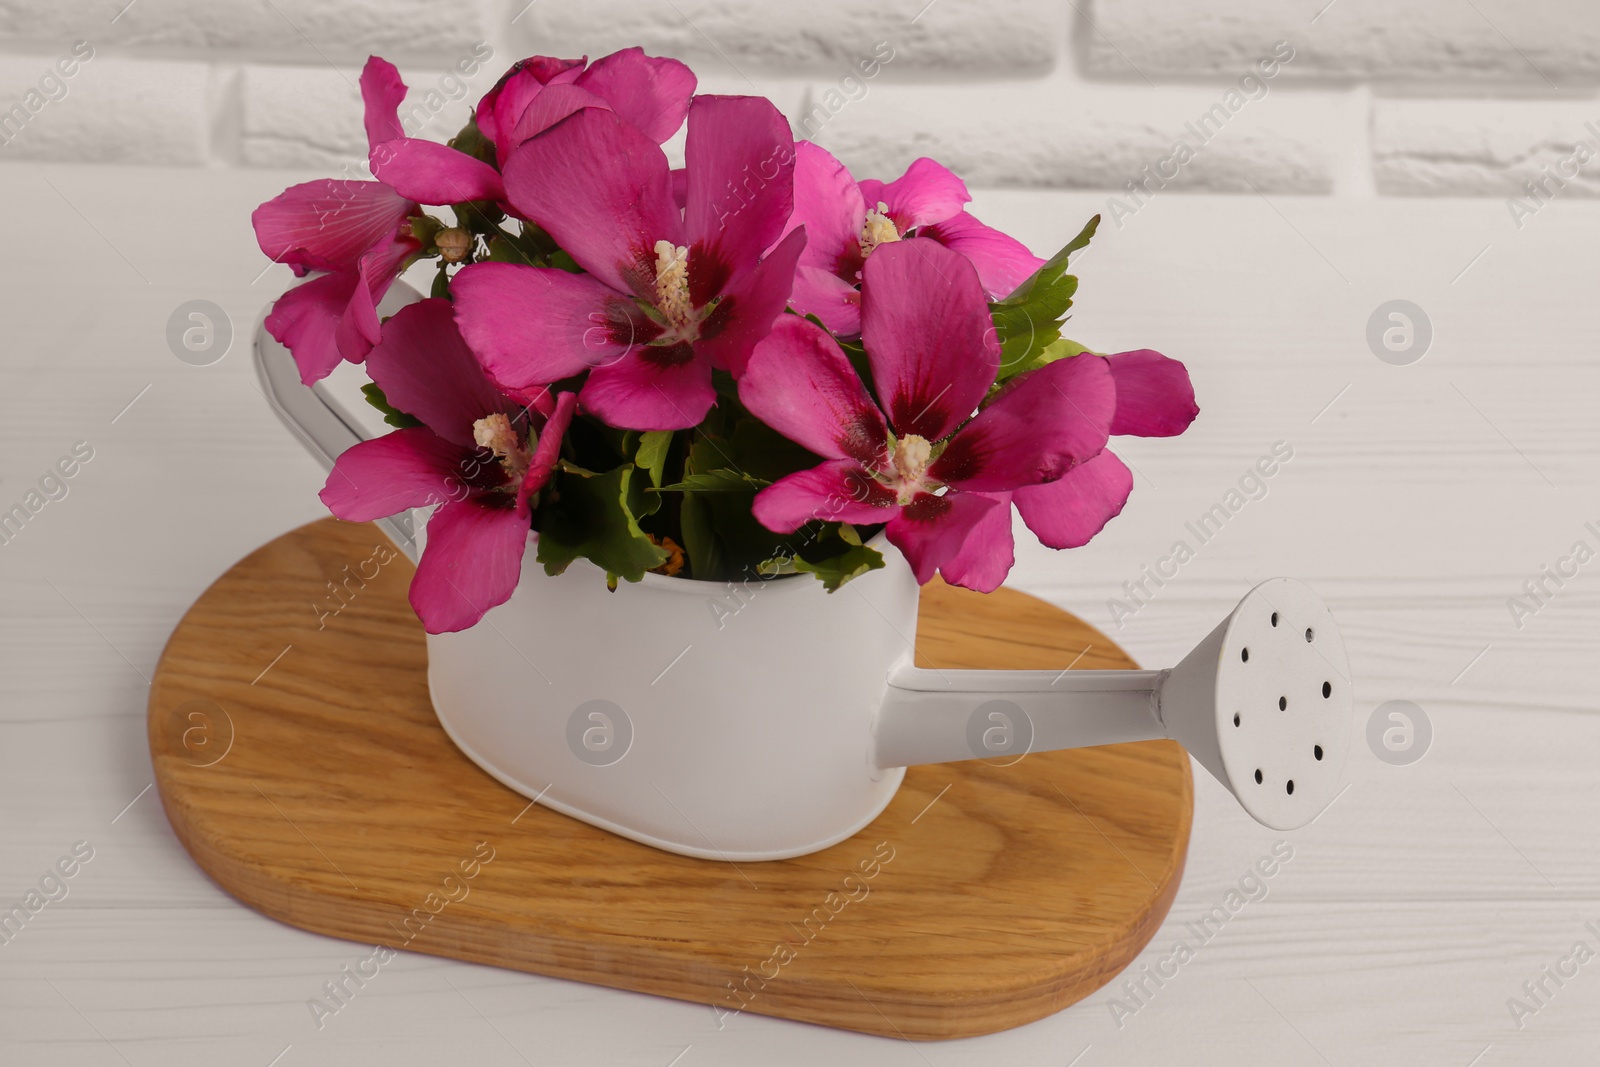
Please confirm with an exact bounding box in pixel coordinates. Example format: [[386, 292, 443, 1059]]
[[148, 518, 1192, 1041]]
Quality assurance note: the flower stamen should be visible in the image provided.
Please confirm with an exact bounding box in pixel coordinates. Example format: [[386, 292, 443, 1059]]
[[860, 202, 902, 257], [472, 412, 532, 487], [653, 239, 694, 330], [888, 433, 933, 504]]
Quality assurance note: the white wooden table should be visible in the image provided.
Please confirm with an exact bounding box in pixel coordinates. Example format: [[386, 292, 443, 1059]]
[[2, 161, 1595, 1065]]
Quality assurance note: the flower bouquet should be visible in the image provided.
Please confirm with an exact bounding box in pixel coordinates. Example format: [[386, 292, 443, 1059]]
[[253, 47, 1198, 635]]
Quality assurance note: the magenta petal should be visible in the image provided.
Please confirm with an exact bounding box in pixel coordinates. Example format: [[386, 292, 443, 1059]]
[[265, 270, 359, 385], [480, 61, 584, 164], [931, 354, 1115, 492], [859, 238, 999, 441], [574, 47, 696, 143], [695, 225, 806, 377], [252, 180, 415, 274], [921, 210, 1045, 300], [267, 236, 412, 386], [409, 497, 530, 634], [481, 68, 545, 161], [522, 391, 577, 500], [370, 138, 506, 205], [506, 82, 612, 145], [319, 426, 469, 521], [780, 141, 866, 275], [452, 262, 657, 394], [579, 344, 714, 431], [1104, 350, 1200, 438], [885, 491, 1000, 585], [360, 56, 406, 152], [683, 95, 795, 291], [334, 236, 417, 365], [739, 314, 889, 467], [863, 158, 969, 231], [936, 491, 1016, 593], [520, 57, 585, 83], [789, 265, 862, 336], [364, 299, 509, 446], [1013, 450, 1133, 549], [751, 460, 901, 534], [501, 108, 680, 299]]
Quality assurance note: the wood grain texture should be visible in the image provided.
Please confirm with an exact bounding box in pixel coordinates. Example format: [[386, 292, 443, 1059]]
[[147, 518, 1192, 1041]]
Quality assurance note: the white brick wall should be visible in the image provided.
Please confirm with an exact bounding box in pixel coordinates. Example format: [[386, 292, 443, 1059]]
[[0, 0, 1596, 204], [515, 0, 1064, 73]]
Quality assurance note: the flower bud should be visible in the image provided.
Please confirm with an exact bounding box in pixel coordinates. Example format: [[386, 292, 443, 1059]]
[[436, 227, 473, 264]]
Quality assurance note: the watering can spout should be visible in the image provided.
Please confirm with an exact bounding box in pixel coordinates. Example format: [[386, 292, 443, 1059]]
[[871, 579, 1353, 831]]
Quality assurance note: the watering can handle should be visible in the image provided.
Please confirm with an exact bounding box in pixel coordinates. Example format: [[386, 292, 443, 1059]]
[[251, 302, 421, 562]]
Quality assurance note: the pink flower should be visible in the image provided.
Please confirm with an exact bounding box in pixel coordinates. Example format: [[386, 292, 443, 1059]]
[[368, 48, 696, 207], [319, 298, 575, 633], [474, 48, 696, 165], [364, 56, 507, 206], [941, 350, 1200, 589], [775, 142, 1046, 335], [252, 58, 428, 385], [737, 238, 1117, 590], [450, 95, 806, 431]]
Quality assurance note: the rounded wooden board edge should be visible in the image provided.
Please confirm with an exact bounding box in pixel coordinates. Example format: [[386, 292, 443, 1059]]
[[148, 518, 1194, 1042]]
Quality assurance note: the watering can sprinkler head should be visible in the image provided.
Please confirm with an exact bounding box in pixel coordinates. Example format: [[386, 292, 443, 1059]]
[[1154, 578, 1353, 829], [873, 578, 1353, 831]]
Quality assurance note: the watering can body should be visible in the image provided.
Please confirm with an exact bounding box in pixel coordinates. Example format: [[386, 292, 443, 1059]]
[[256, 290, 1354, 860]]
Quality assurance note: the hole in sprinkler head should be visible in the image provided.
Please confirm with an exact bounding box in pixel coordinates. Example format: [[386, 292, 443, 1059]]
[[1241, 647, 1249, 662], [1286, 779, 1295, 795], [1314, 744, 1324, 761], [1278, 695, 1287, 711], [1271, 612, 1279, 627], [1254, 769, 1263, 784], [1322, 681, 1332, 698], [1233, 713, 1241, 727], [1305, 627, 1315, 643]]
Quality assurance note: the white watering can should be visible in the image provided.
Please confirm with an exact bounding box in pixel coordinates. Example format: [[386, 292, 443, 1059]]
[[256, 290, 1353, 862]]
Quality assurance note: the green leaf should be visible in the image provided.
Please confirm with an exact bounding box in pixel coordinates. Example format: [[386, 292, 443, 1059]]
[[682, 430, 735, 479], [407, 214, 445, 248], [447, 113, 497, 167], [727, 418, 821, 483], [991, 215, 1099, 382], [679, 490, 724, 581], [360, 383, 422, 429], [483, 223, 554, 267], [484, 234, 535, 265], [993, 337, 1101, 390], [999, 214, 1099, 309], [635, 430, 672, 488], [430, 262, 451, 299], [656, 469, 771, 493], [450, 199, 505, 237], [762, 543, 886, 592], [535, 464, 670, 582]]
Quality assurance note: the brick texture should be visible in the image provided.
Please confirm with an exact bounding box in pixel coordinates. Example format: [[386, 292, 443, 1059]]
[[0, 0, 490, 61], [0, 0, 1596, 200], [1374, 99, 1600, 196], [811, 79, 1339, 193], [0, 52, 208, 164], [1087, 0, 1600, 83], [240, 55, 504, 169], [513, 0, 1063, 73]]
